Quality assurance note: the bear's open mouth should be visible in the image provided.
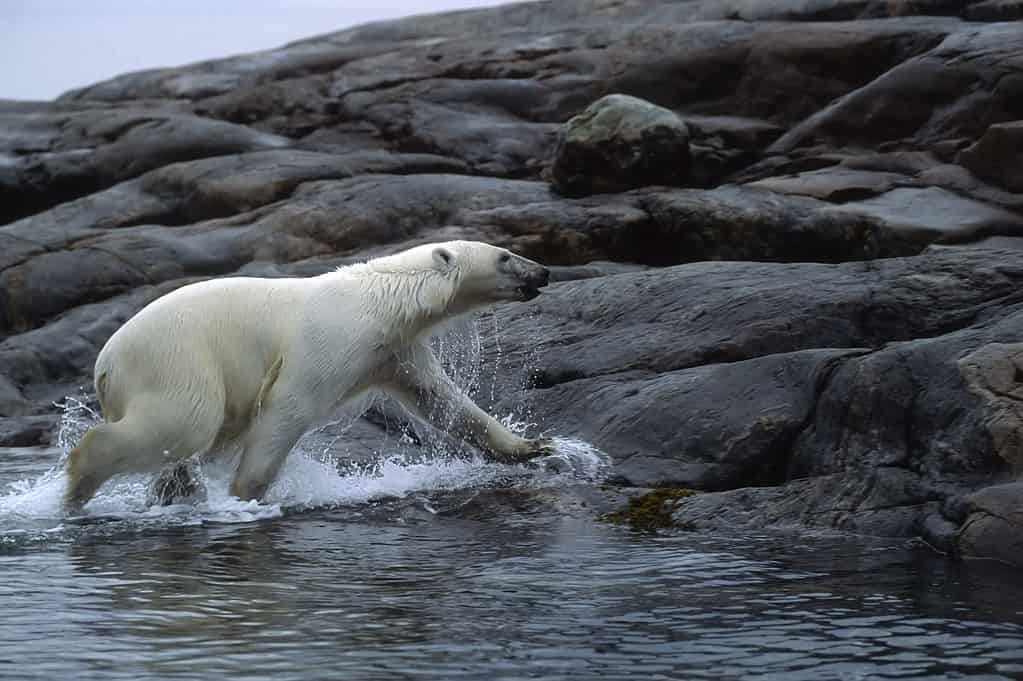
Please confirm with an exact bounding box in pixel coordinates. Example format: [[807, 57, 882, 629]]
[[518, 284, 543, 301]]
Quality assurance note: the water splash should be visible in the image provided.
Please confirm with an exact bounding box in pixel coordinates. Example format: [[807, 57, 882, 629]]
[[0, 437, 609, 540], [0, 313, 610, 537], [53, 393, 99, 457]]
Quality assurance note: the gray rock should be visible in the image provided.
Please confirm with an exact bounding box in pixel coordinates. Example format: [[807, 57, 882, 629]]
[[0, 415, 57, 447], [747, 167, 908, 202], [548, 262, 648, 282], [693, 0, 973, 21], [771, 23, 1023, 152], [0, 149, 468, 274], [956, 483, 1023, 566], [549, 94, 691, 196], [471, 246, 1023, 538], [9, 173, 974, 339], [0, 375, 30, 416], [965, 0, 1023, 21], [0, 105, 291, 223], [960, 121, 1023, 194], [958, 342, 1023, 475], [547, 348, 857, 490], [916, 163, 1023, 213], [825, 187, 1023, 244], [921, 513, 960, 553]]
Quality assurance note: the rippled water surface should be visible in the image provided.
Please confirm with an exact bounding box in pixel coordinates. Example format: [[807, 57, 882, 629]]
[[2, 437, 1022, 681]]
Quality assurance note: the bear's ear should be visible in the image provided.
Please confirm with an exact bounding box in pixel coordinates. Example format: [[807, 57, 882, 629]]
[[432, 246, 456, 272]]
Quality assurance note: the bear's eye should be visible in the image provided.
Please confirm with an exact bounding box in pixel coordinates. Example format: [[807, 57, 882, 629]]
[[499, 253, 511, 263]]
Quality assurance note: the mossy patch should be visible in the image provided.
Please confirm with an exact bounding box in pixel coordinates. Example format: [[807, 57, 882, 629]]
[[602, 487, 697, 530]]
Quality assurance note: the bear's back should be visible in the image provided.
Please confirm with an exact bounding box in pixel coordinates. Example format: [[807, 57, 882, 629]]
[[95, 276, 313, 415]]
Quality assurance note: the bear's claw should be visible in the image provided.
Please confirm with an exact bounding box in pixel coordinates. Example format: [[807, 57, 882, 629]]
[[521, 436, 557, 460], [488, 437, 556, 465]]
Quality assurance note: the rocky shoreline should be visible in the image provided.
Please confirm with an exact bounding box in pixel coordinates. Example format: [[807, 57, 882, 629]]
[[2, 0, 1021, 564]]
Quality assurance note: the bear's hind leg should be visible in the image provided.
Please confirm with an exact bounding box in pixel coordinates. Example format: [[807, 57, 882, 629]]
[[64, 425, 124, 513], [64, 399, 220, 514]]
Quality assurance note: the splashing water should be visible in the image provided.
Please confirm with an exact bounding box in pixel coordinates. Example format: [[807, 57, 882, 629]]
[[0, 315, 610, 538]]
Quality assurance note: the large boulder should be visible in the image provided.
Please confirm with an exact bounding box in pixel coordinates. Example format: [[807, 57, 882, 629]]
[[549, 94, 691, 196]]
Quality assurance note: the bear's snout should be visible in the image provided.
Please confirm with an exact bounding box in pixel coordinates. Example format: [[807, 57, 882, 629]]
[[517, 265, 549, 301]]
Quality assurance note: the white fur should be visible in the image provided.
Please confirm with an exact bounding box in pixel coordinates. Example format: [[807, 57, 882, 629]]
[[64, 240, 551, 510]]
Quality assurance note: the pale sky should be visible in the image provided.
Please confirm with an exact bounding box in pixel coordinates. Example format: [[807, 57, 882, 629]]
[[1, 0, 513, 100]]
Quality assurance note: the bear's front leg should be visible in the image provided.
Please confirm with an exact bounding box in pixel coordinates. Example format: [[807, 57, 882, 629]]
[[479, 423, 557, 465], [382, 342, 554, 464]]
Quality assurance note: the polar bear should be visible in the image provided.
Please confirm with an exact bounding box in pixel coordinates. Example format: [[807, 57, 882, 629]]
[[64, 241, 553, 513]]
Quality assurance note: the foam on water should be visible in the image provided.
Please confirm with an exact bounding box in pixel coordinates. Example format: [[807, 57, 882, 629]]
[[1, 403, 608, 539], [0, 435, 610, 536]]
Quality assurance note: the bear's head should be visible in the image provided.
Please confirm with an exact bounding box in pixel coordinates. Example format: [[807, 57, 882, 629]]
[[362, 241, 549, 324], [430, 241, 550, 316]]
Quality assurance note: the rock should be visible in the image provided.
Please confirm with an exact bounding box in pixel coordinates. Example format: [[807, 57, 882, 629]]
[[920, 512, 960, 553], [747, 167, 908, 202], [548, 262, 648, 283], [825, 187, 1023, 244], [932, 236, 1023, 253], [684, 115, 783, 151], [549, 348, 857, 490], [958, 342, 1023, 475], [0, 375, 30, 416], [693, 0, 974, 21], [8, 174, 974, 339], [60, 41, 413, 102], [669, 481, 849, 532], [471, 245, 1023, 537], [771, 23, 1023, 152], [965, 0, 1023, 21], [0, 415, 56, 447], [684, 115, 784, 186], [0, 149, 468, 274], [549, 94, 691, 196], [956, 483, 1023, 566], [959, 121, 1023, 194], [916, 163, 1023, 213], [338, 77, 563, 177], [0, 284, 180, 411], [0, 105, 290, 223]]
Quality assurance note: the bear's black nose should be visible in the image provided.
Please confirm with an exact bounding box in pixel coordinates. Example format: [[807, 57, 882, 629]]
[[535, 267, 550, 287]]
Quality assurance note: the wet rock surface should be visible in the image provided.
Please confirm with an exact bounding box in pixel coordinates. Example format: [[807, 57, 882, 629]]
[[2, 0, 1022, 564], [956, 482, 1023, 566]]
